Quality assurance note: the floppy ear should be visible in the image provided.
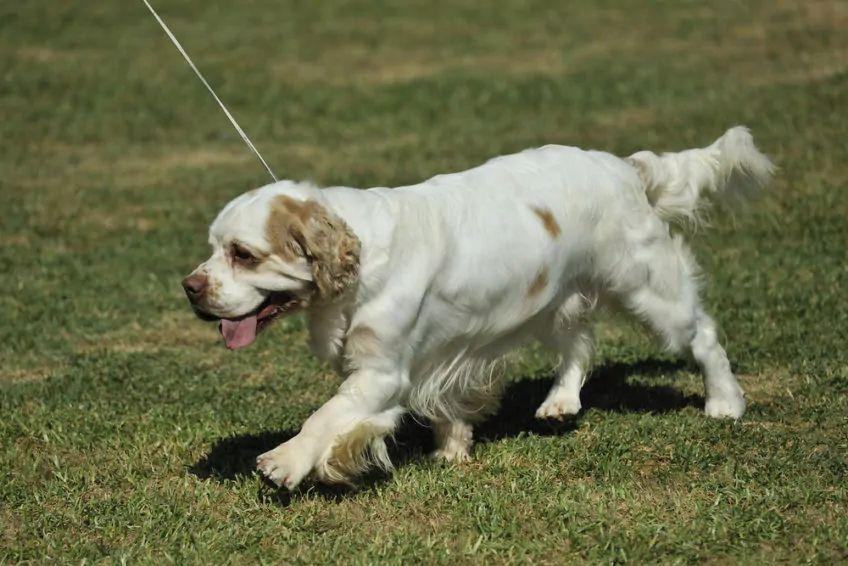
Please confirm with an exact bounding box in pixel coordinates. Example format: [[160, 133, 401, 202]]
[[298, 205, 361, 300]]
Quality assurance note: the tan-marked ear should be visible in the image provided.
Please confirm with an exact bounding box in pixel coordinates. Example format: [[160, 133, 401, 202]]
[[266, 195, 361, 300], [296, 203, 361, 300]]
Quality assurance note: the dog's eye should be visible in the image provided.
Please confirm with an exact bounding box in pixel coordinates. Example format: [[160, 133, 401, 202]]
[[231, 243, 257, 264]]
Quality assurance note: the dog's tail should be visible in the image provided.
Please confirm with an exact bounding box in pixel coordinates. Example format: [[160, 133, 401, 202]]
[[627, 126, 774, 226]]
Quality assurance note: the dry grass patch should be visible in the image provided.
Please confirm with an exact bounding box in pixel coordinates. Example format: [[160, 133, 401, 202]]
[[593, 105, 657, 130], [740, 370, 797, 407], [14, 144, 251, 186], [14, 46, 103, 64], [117, 148, 253, 174], [78, 311, 224, 355], [1, 234, 31, 248], [0, 509, 21, 550], [0, 357, 63, 384]]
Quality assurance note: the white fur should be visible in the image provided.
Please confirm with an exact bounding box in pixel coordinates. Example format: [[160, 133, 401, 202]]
[[189, 127, 773, 489], [628, 126, 774, 225]]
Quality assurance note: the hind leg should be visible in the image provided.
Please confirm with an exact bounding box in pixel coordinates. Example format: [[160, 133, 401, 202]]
[[535, 321, 595, 420], [692, 310, 746, 417], [619, 237, 745, 418], [430, 381, 506, 461], [431, 420, 473, 462]]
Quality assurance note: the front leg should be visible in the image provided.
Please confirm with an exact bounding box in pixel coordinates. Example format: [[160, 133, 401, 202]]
[[257, 369, 406, 489]]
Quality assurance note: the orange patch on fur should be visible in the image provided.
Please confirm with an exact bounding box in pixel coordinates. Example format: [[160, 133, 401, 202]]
[[265, 195, 317, 261], [527, 268, 549, 298], [265, 195, 361, 299], [345, 325, 381, 370], [347, 324, 377, 340], [531, 206, 561, 238]]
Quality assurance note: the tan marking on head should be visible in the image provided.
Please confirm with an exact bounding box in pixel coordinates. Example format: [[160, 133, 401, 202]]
[[265, 195, 361, 300], [527, 268, 549, 299], [531, 206, 561, 238], [265, 195, 311, 262]]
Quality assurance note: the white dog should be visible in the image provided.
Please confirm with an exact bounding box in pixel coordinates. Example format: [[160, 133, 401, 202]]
[[182, 127, 773, 489]]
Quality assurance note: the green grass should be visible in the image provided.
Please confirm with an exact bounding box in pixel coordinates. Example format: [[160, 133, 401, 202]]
[[2, 0, 847, 562]]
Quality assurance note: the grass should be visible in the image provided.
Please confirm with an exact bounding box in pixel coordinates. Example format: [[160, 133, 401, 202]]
[[1, 0, 847, 562]]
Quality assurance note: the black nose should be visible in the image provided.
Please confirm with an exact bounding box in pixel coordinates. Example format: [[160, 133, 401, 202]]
[[182, 273, 208, 300]]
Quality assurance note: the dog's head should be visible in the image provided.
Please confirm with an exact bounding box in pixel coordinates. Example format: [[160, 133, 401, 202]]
[[182, 183, 360, 349]]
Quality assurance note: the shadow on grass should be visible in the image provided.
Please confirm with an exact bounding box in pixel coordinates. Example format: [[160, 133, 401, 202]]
[[189, 357, 701, 504]]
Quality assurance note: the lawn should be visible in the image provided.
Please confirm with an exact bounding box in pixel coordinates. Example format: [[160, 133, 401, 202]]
[[1, 0, 847, 562]]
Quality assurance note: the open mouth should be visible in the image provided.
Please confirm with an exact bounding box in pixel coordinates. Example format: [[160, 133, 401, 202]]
[[197, 291, 301, 350]]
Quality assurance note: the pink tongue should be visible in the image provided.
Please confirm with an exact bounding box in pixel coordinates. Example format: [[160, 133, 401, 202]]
[[219, 315, 258, 350]]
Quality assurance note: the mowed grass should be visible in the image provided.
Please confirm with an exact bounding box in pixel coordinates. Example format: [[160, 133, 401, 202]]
[[2, 0, 847, 562]]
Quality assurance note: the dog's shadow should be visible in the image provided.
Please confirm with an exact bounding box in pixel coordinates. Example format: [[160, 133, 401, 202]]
[[189, 358, 700, 504]]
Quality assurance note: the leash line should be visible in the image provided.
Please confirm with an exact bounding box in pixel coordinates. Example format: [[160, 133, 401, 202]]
[[141, 0, 278, 182]]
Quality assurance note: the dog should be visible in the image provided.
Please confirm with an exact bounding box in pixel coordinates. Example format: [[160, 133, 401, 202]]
[[182, 127, 773, 489]]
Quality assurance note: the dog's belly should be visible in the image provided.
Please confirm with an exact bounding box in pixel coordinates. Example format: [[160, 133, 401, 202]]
[[403, 284, 592, 421]]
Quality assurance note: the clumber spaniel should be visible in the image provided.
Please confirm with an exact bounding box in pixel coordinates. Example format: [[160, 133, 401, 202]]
[[182, 127, 773, 489]]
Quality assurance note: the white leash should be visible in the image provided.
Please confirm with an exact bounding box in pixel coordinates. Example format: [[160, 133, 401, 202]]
[[141, 0, 278, 182]]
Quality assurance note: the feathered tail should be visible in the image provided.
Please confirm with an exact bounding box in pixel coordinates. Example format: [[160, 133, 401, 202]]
[[627, 126, 775, 225]]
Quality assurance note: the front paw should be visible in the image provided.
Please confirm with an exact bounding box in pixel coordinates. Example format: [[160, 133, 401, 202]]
[[256, 442, 313, 490], [535, 395, 581, 420], [704, 392, 746, 419], [431, 446, 471, 463]]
